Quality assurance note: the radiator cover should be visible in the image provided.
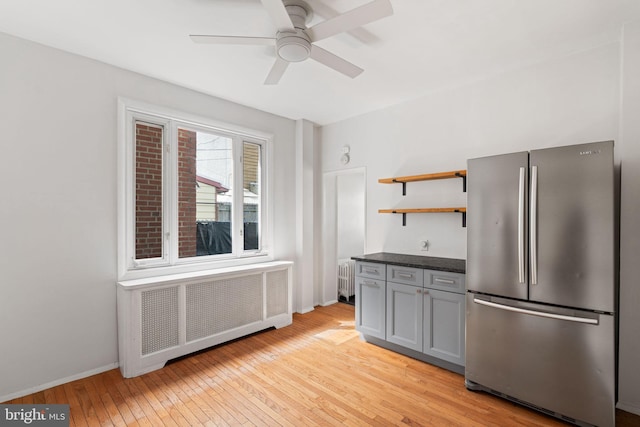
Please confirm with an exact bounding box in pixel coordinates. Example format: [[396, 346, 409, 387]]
[[117, 261, 293, 378]]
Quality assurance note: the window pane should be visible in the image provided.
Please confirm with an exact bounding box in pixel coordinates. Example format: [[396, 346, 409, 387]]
[[243, 142, 261, 251], [179, 128, 233, 257], [135, 121, 164, 260]]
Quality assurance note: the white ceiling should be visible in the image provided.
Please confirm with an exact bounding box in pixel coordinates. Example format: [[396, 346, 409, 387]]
[[1, 0, 640, 125]]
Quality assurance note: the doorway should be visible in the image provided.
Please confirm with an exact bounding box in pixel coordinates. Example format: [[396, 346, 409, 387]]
[[322, 168, 366, 305]]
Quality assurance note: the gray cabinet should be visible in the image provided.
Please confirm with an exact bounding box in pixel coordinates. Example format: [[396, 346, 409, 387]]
[[423, 288, 465, 366], [386, 281, 423, 352], [355, 259, 466, 371], [355, 262, 386, 340], [423, 269, 466, 366]]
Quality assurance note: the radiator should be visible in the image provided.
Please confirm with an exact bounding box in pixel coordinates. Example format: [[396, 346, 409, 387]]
[[117, 261, 293, 378], [338, 259, 355, 298]]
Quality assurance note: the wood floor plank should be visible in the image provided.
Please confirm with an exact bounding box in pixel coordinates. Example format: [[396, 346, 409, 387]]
[[161, 362, 233, 426], [163, 358, 248, 425], [4, 303, 639, 426], [101, 369, 140, 426]]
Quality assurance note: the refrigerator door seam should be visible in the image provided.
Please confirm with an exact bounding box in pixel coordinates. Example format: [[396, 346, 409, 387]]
[[472, 298, 598, 325]]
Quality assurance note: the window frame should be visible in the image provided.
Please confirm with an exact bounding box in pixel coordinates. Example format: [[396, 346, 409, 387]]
[[117, 98, 274, 280]]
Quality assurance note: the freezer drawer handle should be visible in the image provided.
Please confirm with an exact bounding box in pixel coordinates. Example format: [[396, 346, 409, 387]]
[[473, 298, 598, 325]]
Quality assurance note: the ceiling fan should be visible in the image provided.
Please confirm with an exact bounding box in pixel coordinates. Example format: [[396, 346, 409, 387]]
[[190, 0, 393, 85]]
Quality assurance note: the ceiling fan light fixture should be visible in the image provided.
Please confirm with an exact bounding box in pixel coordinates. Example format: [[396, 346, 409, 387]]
[[277, 32, 311, 62]]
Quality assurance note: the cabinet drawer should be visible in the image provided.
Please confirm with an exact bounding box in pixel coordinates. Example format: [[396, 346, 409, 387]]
[[387, 265, 424, 286], [355, 261, 386, 280], [424, 270, 465, 294]]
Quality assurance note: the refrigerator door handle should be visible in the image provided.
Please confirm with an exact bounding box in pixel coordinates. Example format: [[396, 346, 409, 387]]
[[518, 166, 526, 284], [473, 298, 598, 325], [530, 165, 538, 285]]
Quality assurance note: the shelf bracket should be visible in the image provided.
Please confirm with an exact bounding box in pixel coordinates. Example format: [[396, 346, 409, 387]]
[[392, 179, 407, 196], [455, 209, 467, 227], [455, 172, 467, 192], [391, 210, 407, 226]]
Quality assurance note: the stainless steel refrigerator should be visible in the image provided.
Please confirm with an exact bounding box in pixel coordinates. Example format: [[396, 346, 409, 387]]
[[465, 141, 616, 427]]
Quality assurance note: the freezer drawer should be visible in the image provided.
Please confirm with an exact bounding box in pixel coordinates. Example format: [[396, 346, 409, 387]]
[[465, 294, 615, 427]]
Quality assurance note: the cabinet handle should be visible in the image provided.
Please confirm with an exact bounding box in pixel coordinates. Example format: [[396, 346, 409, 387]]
[[416, 289, 422, 294], [364, 268, 379, 275], [434, 277, 455, 285], [398, 272, 414, 279], [363, 281, 379, 288]]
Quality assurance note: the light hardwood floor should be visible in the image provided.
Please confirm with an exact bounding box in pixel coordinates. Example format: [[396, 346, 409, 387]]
[[6, 303, 639, 426]]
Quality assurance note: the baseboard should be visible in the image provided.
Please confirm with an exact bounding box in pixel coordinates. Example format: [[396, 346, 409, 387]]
[[321, 299, 338, 306], [297, 306, 315, 314], [0, 362, 118, 403], [617, 401, 640, 416]]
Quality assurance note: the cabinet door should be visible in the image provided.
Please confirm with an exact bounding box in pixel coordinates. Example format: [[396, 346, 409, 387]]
[[423, 289, 465, 366], [355, 277, 386, 339], [386, 282, 423, 352]]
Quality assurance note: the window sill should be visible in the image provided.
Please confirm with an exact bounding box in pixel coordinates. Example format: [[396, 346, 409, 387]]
[[118, 253, 276, 282], [118, 260, 293, 290]]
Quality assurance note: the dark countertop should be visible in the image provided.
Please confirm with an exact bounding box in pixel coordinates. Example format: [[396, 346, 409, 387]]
[[351, 252, 466, 274]]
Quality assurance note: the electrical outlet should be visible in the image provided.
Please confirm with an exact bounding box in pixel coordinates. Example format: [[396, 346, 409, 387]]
[[420, 240, 429, 251]]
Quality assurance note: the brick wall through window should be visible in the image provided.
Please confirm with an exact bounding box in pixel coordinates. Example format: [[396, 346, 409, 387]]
[[135, 122, 164, 259]]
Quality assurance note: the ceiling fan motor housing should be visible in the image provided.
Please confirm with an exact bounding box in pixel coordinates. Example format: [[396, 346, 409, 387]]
[[277, 1, 313, 62], [276, 30, 311, 62]]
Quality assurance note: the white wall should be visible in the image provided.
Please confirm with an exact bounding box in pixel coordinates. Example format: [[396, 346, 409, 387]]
[[618, 20, 640, 415], [294, 119, 316, 313], [0, 32, 297, 400], [321, 40, 640, 411], [321, 42, 619, 259]]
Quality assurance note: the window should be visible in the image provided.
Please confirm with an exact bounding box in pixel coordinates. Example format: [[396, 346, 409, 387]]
[[118, 100, 271, 277]]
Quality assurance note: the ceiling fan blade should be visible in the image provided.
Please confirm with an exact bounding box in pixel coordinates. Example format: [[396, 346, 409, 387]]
[[304, 0, 380, 44], [264, 58, 290, 85], [307, 0, 393, 42], [260, 0, 295, 32], [190, 35, 275, 46], [309, 45, 364, 79]]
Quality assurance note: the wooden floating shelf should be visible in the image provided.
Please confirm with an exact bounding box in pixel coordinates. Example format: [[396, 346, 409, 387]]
[[379, 208, 467, 214], [379, 208, 467, 227], [378, 170, 466, 184], [379, 170, 467, 194]]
